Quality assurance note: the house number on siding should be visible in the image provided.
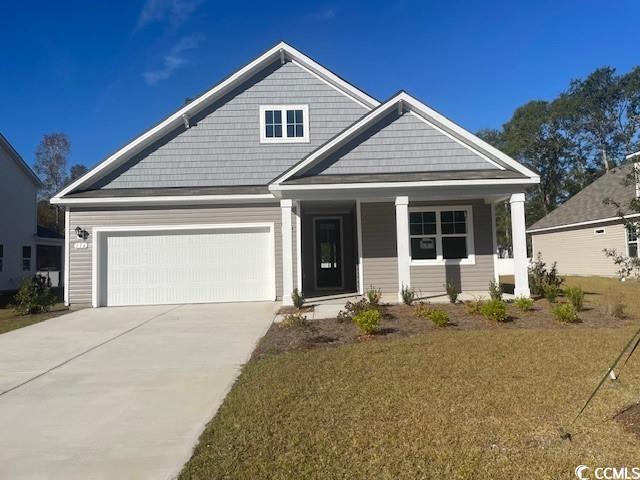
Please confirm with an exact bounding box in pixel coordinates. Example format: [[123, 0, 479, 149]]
[[73, 242, 88, 249]]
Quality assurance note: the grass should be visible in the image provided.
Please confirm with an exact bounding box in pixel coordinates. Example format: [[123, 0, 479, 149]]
[[180, 276, 640, 480], [563, 276, 640, 317], [0, 303, 68, 335]]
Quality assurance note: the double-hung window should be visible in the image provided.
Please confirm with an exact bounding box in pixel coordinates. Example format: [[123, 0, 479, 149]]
[[260, 105, 309, 143], [628, 223, 639, 258], [0, 244, 3, 272], [409, 207, 475, 264], [22, 246, 31, 271]]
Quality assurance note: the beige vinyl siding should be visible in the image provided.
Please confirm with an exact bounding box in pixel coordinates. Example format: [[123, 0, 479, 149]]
[[67, 204, 287, 305], [361, 202, 398, 294], [359, 200, 495, 296], [410, 200, 495, 294], [531, 221, 627, 277]]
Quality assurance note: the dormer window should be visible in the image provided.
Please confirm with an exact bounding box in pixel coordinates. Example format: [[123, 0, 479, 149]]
[[260, 105, 309, 143]]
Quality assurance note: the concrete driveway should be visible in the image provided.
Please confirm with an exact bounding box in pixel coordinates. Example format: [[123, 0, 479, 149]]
[[0, 302, 277, 480]]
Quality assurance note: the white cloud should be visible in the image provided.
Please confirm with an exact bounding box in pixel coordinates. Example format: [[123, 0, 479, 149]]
[[136, 0, 203, 29], [143, 33, 205, 85], [309, 7, 337, 22]]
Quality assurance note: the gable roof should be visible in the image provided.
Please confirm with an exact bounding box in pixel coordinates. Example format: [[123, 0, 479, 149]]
[[527, 163, 639, 233], [271, 91, 540, 186], [0, 133, 43, 187], [52, 41, 379, 201]]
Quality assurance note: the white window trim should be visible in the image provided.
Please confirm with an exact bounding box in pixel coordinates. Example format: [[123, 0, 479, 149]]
[[593, 227, 606, 235], [626, 223, 639, 257], [408, 205, 475, 266], [259, 105, 309, 144]]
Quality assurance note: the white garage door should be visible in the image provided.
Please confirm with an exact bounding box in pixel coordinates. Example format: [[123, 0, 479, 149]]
[[98, 226, 275, 307]]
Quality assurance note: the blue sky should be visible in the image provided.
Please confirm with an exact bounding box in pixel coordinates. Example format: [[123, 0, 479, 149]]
[[2, 0, 638, 169]]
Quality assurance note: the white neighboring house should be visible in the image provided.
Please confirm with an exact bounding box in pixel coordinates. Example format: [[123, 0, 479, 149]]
[[0, 133, 64, 292]]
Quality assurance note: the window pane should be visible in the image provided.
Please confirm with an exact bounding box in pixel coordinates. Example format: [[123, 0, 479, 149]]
[[295, 110, 303, 123], [266, 125, 274, 138], [274, 125, 282, 137], [441, 210, 467, 234], [286, 110, 294, 123], [628, 224, 639, 242], [442, 236, 467, 259], [410, 223, 423, 235], [0, 244, 3, 257], [273, 110, 281, 123], [409, 212, 422, 223], [265, 111, 273, 123], [630, 243, 638, 258], [296, 125, 304, 137], [22, 259, 30, 271], [23, 246, 31, 258], [411, 237, 437, 260], [287, 125, 295, 137]]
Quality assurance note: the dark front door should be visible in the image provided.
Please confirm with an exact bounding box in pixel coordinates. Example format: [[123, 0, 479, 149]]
[[315, 218, 342, 289]]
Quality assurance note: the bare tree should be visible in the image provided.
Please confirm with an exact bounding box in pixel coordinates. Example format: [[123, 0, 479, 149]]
[[34, 133, 71, 200]]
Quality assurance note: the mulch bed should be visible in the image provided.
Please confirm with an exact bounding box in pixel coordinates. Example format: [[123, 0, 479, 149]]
[[253, 298, 632, 359], [616, 402, 640, 439]]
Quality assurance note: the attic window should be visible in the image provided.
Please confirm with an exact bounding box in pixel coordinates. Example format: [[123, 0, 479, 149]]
[[259, 105, 309, 143]]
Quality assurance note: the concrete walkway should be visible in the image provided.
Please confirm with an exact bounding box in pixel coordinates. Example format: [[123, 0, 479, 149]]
[[0, 302, 277, 480]]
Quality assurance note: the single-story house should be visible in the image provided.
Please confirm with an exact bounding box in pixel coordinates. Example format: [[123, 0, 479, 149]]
[[0, 133, 64, 292], [51, 42, 539, 307], [528, 154, 640, 277]]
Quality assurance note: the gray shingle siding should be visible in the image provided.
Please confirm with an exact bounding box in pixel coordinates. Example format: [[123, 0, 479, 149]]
[[92, 61, 368, 189], [303, 110, 499, 177]]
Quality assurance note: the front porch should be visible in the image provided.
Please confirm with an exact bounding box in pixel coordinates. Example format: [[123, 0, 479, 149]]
[[279, 192, 531, 306]]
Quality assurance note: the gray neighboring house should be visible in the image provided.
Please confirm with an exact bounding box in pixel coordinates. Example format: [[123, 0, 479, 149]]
[[528, 155, 640, 277], [51, 42, 539, 307], [0, 134, 64, 292]]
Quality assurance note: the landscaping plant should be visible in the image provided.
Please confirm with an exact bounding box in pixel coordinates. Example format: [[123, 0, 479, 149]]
[[401, 285, 416, 306], [291, 288, 305, 309], [543, 284, 560, 303], [365, 286, 382, 305], [529, 254, 563, 296], [603, 290, 626, 318], [445, 282, 459, 303], [337, 298, 372, 323], [352, 308, 380, 334], [12, 276, 56, 315], [480, 298, 508, 322], [513, 296, 534, 312], [280, 312, 308, 328], [488, 279, 503, 300], [552, 303, 579, 323], [564, 286, 584, 311], [414, 302, 432, 319], [465, 298, 484, 315], [428, 309, 449, 327]]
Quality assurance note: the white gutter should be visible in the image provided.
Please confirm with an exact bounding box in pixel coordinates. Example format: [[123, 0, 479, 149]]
[[50, 193, 276, 207], [527, 213, 640, 234]]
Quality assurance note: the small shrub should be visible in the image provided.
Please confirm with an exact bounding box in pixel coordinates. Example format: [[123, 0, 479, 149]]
[[428, 309, 449, 327], [352, 308, 380, 334], [291, 288, 304, 309], [543, 284, 560, 303], [414, 302, 432, 319], [12, 276, 56, 315], [465, 298, 485, 315], [514, 296, 534, 312], [529, 253, 564, 296], [401, 285, 416, 306], [445, 282, 459, 304], [336, 298, 371, 323], [488, 279, 503, 301], [280, 312, 308, 328], [552, 303, 579, 323], [365, 286, 382, 305], [481, 298, 508, 322], [603, 291, 626, 318], [565, 286, 584, 311]]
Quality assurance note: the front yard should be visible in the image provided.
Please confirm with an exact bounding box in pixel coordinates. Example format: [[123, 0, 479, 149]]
[[180, 278, 640, 479], [0, 290, 68, 335]]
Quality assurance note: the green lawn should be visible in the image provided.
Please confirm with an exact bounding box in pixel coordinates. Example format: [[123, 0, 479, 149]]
[[180, 278, 640, 479]]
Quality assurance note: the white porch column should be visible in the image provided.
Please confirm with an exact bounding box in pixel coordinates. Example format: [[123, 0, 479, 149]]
[[395, 196, 410, 302], [510, 193, 530, 297], [280, 199, 294, 306]]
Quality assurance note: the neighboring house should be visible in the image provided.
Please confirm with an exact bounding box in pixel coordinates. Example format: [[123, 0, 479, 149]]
[[0, 134, 64, 291], [528, 154, 640, 277], [51, 42, 539, 307]]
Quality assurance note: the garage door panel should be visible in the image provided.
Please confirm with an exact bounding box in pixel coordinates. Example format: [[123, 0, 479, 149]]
[[101, 227, 274, 306]]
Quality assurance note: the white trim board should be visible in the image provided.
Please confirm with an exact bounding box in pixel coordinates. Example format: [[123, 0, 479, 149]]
[[272, 91, 540, 185], [91, 222, 276, 308], [51, 194, 276, 206], [527, 213, 640, 234], [53, 41, 378, 200]]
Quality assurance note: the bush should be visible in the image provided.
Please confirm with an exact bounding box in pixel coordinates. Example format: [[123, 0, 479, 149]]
[[513, 296, 534, 312], [365, 286, 382, 306], [401, 285, 416, 306], [428, 309, 449, 327], [543, 284, 560, 303], [12, 276, 56, 315], [552, 303, 579, 323], [488, 279, 503, 301], [414, 302, 432, 319], [445, 282, 459, 304], [564, 286, 584, 311], [529, 253, 563, 296], [337, 298, 371, 323], [465, 298, 484, 315], [352, 308, 380, 334], [480, 298, 508, 322], [603, 291, 626, 318], [280, 312, 308, 328], [291, 288, 304, 309]]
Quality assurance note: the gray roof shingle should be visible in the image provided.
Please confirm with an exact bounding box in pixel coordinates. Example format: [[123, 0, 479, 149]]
[[528, 164, 637, 232]]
